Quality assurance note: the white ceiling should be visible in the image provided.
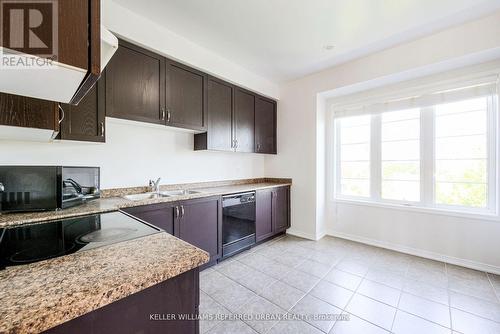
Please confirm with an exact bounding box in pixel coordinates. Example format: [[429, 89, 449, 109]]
[[113, 0, 500, 83]]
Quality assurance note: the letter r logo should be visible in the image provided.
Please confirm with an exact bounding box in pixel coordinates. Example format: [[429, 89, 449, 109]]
[[1, 0, 57, 58]]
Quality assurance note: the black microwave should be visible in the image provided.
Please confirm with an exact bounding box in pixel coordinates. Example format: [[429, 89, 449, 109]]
[[0, 166, 100, 213]]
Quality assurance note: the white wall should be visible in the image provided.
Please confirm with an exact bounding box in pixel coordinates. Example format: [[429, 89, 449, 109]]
[[265, 11, 500, 272], [0, 1, 283, 189], [0, 119, 265, 189], [102, 0, 280, 100]]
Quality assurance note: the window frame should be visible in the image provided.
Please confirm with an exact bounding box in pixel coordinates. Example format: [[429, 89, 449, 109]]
[[333, 95, 499, 217], [334, 115, 372, 200]]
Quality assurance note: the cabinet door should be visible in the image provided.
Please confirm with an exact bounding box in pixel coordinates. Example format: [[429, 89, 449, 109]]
[[122, 203, 175, 235], [234, 88, 255, 153], [273, 186, 290, 233], [201, 77, 233, 151], [60, 75, 105, 142], [255, 97, 277, 154], [166, 61, 206, 130], [177, 197, 221, 263], [256, 189, 273, 242], [0, 93, 58, 130], [105, 40, 166, 124]]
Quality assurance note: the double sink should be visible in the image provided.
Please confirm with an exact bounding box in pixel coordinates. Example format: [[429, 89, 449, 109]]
[[123, 189, 201, 201]]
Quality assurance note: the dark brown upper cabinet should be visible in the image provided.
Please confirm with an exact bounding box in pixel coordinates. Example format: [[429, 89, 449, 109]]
[[0, 93, 59, 132], [194, 77, 233, 151], [166, 61, 207, 131], [105, 40, 166, 125], [59, 75, 106, 142], [233, 88, 255, 153], [255, 97, 277, 154]]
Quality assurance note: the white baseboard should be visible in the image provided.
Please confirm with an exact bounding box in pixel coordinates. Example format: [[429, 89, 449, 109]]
[[327, 230, 500, 275], [286, 228, 317, 241]]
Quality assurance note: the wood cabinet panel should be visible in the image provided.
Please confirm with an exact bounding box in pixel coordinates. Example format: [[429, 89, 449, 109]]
[[0, 93, 58, 130], [46, 268, 199, 334], [234, 88, 255, 153], [122, 203, 175, 235], [60, 75, 105, 142], [273, 186, 290, 233], [194, 77, 233, 151], [256, 189, 273, 242], [105, 40, 165, 124], [176, 197, 221, 264], [57, 0, 89, 70], [166, 61, 206, 130], [255, 97, 276, 154]]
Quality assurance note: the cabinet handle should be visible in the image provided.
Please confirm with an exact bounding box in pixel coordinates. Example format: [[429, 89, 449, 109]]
[[175, 206, 180, 218], [58, 104, 65, 124], [180, 205, 185, 218], [167, 110, 171, 123], [100, 122, 105, 137], [257, 143, 261, 151], [161, 108, 166, 120], [234, 139, 238, 149]]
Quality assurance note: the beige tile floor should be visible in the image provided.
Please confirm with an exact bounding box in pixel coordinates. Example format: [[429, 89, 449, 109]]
[[199, 235, 500, 334]]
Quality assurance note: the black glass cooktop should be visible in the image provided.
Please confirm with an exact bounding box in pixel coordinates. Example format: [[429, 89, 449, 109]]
[[0, 211, 160, 269]]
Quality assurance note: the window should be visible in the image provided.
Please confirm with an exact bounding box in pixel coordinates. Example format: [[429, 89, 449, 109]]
[[337, 115, 371, 197], [381, 109, 420, 202], [334, 94, 498, 215], [434, 98, 488, 208]]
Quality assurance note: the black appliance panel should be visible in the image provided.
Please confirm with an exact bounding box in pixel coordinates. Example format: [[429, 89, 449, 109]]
[[0, 166, 100, 212], [222, 192, 256, 259], [0, 211, 160, 269]]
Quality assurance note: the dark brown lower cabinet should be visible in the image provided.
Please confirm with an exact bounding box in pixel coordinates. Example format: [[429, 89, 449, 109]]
[[256, 190, 274, 242], [256, 186, 290, 241], [45, 268, 200, 334], [122, 196, 222, 267], [273, 186, 291, 233], [122, 202, 176, 235], [176, 196, 221, 267]]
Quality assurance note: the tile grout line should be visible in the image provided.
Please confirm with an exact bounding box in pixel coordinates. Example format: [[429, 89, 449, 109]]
[[389, 260, 409, 332], [338, 262, 397, 333], [445, 262, 454, 332], [205, 235, 500, 333], [486, 272, 500, 303]]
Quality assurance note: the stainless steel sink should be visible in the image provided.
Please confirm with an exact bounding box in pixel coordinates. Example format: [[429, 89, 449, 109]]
[[160, 190, 201, 196], [123, 190, 200, 201], [123, 192, 170, 201]]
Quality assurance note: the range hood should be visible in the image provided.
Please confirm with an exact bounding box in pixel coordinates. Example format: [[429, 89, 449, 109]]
[[0, 26, 118, 104]]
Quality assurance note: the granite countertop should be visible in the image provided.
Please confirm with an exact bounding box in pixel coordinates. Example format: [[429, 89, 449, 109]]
[[0, 178, 292, 228], [0, 232, 209, 334], [0, 178, 291, 333]]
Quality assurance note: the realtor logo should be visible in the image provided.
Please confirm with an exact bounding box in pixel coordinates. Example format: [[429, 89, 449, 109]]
[[0, 0, 58, 68]]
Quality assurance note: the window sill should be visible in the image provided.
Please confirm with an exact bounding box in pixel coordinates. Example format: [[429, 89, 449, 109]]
[[332, 198, 500, 222]]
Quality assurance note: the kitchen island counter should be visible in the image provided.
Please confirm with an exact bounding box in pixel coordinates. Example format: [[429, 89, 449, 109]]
[[0, 232, 209, 334]]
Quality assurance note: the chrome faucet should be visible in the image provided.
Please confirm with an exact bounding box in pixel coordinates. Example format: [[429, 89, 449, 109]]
[[149, 178, 161, 194], [0, 182, 4, 192]]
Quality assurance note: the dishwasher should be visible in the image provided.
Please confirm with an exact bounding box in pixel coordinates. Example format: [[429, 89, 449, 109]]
[[222, 192, 256, 259]]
